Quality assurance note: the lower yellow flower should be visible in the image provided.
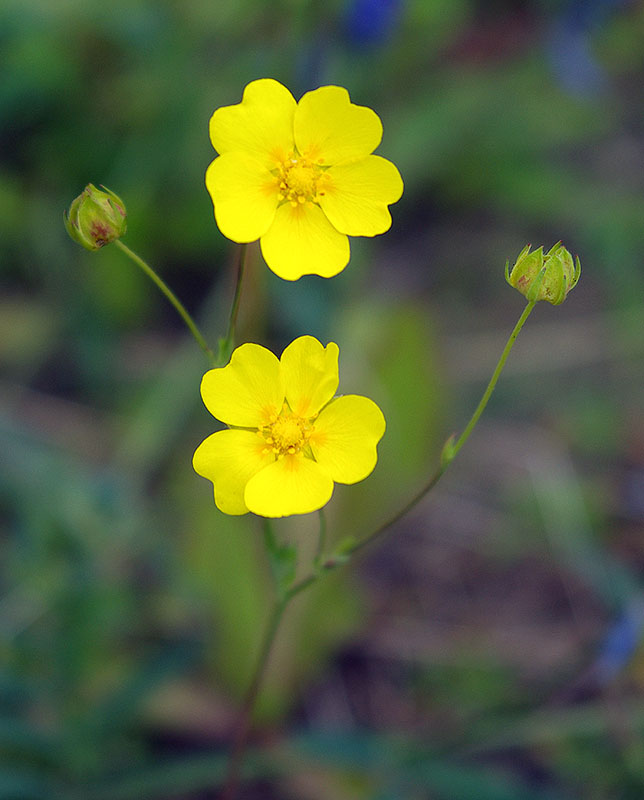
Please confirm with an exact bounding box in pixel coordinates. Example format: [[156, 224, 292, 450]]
[[193, 336, 386, 517]]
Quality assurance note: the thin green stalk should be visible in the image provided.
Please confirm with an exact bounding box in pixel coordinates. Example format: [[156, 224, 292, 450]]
[[291, 300, 537, 584], [262, 516, 278, 555], [447, 299, 536, 463], [217, 244, 248, 365], [221, 514, 290, 799], [220, 597, 287, 800], [219, 300, 538, 796], [221, 511, 326, 797], [114, 240, 216, 366], [315, 509, 327, 566]]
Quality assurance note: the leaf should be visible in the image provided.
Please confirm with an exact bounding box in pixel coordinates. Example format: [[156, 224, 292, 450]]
[[291, 731, 565, 800]]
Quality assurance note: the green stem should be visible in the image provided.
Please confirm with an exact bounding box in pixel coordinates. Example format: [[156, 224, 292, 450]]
[[114, 240, 217, 367], [315, 509, 327, 566], [221, 513, 288, 799], [292, 300, 537, 581], [447, 300, 536, 463], [220, 598, 287, 800], [262, 517, 278, 555], [219, 300, 537, 796], [221, 510, 326, 796], [217, 244, 248, 365]]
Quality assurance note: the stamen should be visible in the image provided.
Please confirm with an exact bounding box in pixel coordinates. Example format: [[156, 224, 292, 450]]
[[275, 153, 326, 207], [260, 406, 315, 457]]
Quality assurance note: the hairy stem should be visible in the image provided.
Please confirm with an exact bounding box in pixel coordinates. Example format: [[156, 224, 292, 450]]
[[220, 598, 287, 800], [217, 243, 248, 365], [292, 300, 537, 584], [219, 299, 537, 796], [114, 240, 217, 366]]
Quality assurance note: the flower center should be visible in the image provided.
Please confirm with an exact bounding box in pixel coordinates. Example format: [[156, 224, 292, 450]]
[[287, 163, 316, 196], [260, 405, 313, 456], [276, 153, 328, 207]]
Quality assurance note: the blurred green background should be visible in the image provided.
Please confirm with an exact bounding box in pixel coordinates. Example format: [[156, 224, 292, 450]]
[[3, 0, 644, 797]]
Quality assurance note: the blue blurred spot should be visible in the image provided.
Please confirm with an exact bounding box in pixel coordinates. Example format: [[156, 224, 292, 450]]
[[594, 598, 644, 683], [344, 0, 404, 46], [547, 0, 632, 96]]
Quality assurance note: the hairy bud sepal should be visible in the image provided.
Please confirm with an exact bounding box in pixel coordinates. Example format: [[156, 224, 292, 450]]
[[506, 242, 580, 305], [64, 184, 127, 251]]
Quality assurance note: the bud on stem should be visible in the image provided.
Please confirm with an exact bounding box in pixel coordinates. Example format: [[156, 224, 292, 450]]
[[64, 184, 127, 251], [506, 242, 580, 305]]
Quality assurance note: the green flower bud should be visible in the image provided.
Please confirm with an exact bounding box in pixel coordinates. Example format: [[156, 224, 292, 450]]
[[64, 184, 127, 250], [506, 242, 581, 305]]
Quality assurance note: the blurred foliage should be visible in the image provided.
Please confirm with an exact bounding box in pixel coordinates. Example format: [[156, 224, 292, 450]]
[[2, 0, 644, 797]]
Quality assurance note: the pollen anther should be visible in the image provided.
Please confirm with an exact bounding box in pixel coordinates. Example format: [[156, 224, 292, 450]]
[[260, 406, 313, 457], [275, 153, 325, 206]]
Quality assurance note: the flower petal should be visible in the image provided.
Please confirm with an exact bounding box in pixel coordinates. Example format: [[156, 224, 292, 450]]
[[193, 429, 274, 515], [206, 152, 279, 242], [244, 454, 334, 517], [309, 395, 386, 484], [200, 343, 284, 427], [280, 336, 339, 418], [209, 78, 296, 167], [319, 155, 403, 236], [294, 86, 383, 164], [260, 202, 350, 280]]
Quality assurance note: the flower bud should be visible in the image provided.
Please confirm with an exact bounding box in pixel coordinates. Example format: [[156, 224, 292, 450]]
[[64, 184, 127, 250], [506, 242, 580, 305]]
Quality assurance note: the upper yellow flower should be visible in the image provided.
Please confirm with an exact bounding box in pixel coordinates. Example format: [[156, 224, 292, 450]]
[[193, 335, 386, 517], [205, 79, 403, 281]]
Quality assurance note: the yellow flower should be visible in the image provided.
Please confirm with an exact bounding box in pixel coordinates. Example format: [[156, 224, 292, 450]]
[[193, 336, 386, 517], [205, 78, 403, 281]]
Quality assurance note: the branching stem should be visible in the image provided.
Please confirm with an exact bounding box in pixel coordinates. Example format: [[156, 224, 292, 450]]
[[220, 299, 538, 798]]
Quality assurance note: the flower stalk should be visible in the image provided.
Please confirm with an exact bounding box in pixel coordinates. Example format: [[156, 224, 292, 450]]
[[344, 298, 537, 559], [220, 298, 540, 797], [216, 244, 248, 365], [442, 299, 537, 466], [219, 596, 288, 800], [314, 508, 327, 567], [114, 240, 218, 367]]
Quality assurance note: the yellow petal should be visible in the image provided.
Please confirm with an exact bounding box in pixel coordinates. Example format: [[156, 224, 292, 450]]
[[309, 395, 386, 484], [205, 153, 279, 242], [244, 454, 334, 517], [260, 202, 350, 280], [193, 429, 275, 515], [209, 78, 296, 167], [280, 336, 339, 418], [319, 155, 403, 236], [294, 86, 382, 164], [200, 343, 284, 427]]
